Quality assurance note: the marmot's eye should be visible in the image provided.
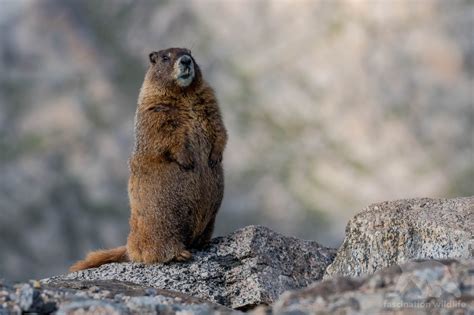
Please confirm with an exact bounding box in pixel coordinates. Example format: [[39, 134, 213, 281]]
[[161, 55, 170, 62]]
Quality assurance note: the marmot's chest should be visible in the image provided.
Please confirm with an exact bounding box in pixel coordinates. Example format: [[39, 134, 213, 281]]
[[185, 109, 211, 148], [159, 105, 212, 148]]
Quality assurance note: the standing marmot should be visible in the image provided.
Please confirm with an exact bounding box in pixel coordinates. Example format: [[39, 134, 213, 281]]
[[70, 47, 227, 271]]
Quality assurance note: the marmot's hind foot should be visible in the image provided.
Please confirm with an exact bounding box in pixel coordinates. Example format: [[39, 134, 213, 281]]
[[175, 250, 192, 262]]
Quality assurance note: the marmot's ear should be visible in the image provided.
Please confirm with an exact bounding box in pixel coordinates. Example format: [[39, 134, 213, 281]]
[[149, 52, 159, 64]]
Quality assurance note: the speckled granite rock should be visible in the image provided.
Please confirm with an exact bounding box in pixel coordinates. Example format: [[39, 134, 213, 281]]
[[4, 260, 472, 314], [43, 225, 336, 310], [0, 279, 237, 315], [324, 197, 473, 279], [267, 259, 474, 315]]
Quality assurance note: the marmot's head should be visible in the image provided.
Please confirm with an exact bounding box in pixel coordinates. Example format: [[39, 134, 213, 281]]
[[147, 48, 202, 91]]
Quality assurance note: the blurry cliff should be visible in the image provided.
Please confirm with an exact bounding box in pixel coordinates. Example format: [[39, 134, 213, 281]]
[[0, 0, 472, 281]]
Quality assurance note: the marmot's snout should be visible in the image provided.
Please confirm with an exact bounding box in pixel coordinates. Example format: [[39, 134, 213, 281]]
[[175, 54, 195, 87], [179, 55, 192, 67]]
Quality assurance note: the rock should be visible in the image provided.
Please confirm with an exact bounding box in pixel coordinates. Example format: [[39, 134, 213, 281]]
[[44, 279, 235, 309], [269, 259, 474, 315], [3, 282, 57, 314], [17, 283, 34, 311], [324, 197, 473, 278], [44, 225, 336, 309], [0, 279, 237, 315], [3, 199, 473, 314], [55, 295, 233, 315], [56, 300, 125, 315]]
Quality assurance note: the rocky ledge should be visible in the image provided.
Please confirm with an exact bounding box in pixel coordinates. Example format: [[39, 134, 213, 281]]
[[44, 225, 336, 310], [1, 196, 472, 314]]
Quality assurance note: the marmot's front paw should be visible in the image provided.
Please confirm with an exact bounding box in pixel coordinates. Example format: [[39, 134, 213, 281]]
[[208, 150, 222, 168], [176, 151, 195, 171]]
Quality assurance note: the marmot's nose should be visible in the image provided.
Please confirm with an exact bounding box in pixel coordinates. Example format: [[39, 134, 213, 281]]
[[180, 55, 192, 66]]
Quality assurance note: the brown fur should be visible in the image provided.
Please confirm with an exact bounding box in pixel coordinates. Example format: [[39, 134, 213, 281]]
[[70, 48, 227, 271], [70, 246, 127, 272]]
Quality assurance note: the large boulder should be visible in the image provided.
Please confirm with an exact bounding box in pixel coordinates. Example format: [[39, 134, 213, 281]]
[[324, 197, 473, 278], [268, 259, 474, 315], [44, 225, 336, 310]]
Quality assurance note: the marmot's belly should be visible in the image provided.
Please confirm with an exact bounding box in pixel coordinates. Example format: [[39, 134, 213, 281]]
[[128, 161, 223, 242]]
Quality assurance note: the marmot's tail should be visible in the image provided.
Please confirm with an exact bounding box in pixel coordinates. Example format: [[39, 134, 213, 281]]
[[70, 246, 128, 272]]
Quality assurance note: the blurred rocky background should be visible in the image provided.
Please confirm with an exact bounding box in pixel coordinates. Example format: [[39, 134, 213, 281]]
[[0, 0, 472, 281]]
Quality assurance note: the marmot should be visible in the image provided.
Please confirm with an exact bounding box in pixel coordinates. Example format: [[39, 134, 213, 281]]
[[70, 47, 227, 271]]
